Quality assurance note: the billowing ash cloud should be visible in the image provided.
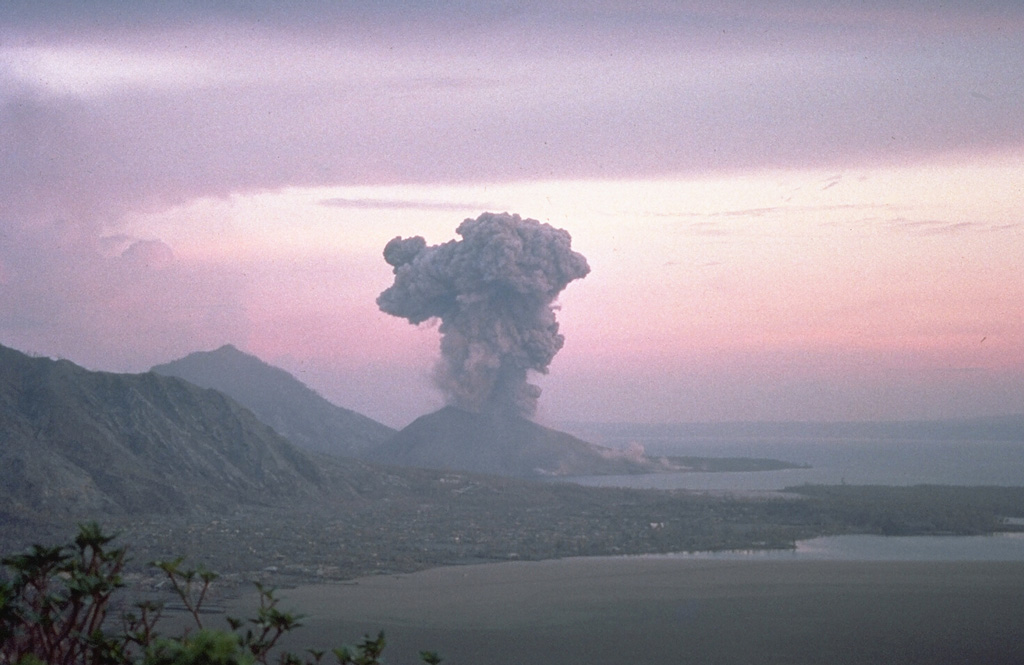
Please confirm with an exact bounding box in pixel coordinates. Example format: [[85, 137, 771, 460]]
[[378, 212, 590, 417]]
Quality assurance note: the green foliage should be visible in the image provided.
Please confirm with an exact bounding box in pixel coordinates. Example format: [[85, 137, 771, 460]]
[[146, 630, 254, 665], [0, 523, 441, 665], [0, 521, 129, 665]]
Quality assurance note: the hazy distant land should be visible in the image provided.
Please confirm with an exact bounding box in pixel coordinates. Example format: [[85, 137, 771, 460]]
[[3, 338, 1023, 663], [4, 340, 1024, 664], [3, 342, 1023, 589], [153, 345, 810, 477]]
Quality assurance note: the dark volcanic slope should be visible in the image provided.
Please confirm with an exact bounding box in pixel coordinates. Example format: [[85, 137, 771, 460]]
[[152, 345, 394, 457], [0, 344, 321, 520], [371, 405, 659, 477]]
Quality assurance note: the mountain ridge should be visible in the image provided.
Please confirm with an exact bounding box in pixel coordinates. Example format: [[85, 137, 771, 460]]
[[0, 344, 322, 520], [152, 345, 394, 457], [151, 346, 656, 477]]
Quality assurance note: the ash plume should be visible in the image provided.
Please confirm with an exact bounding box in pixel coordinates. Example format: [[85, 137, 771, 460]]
[[377, 212, 590, 417]]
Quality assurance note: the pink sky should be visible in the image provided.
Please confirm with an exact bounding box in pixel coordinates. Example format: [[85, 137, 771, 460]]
[[1, 2, 1022, 427]]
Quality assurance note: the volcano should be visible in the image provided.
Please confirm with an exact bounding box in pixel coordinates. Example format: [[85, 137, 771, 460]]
[[371, 406, 661, 477]]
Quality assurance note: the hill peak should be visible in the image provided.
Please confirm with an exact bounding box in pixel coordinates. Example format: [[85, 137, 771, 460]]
[[152, 347, 394, 456], [164, 344, 275, 369], [371, 406, 661, 477]]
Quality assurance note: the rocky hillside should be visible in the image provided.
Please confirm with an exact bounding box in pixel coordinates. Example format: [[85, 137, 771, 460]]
[[152, 345, 394, 457], [0, 345, 322, 520], [371, 405, 666, 477]]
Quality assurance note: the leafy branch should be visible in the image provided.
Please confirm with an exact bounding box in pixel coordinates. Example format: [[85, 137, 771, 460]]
[[1, 523, 441, 665]]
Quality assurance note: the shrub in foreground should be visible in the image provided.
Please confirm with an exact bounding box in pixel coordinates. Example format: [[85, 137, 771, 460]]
[[0, 523, 440, 665]]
